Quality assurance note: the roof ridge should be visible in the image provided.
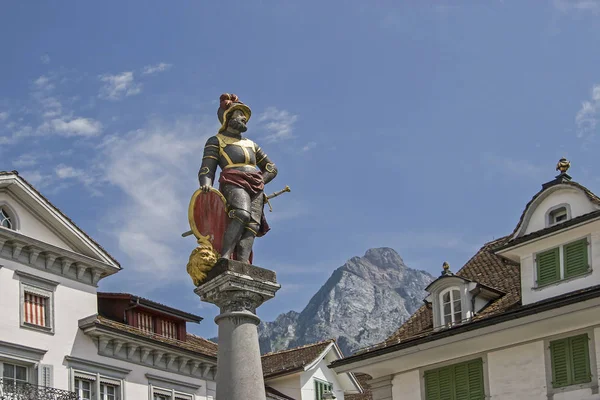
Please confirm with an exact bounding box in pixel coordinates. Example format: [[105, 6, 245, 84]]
[[261, 339, 334, 357]]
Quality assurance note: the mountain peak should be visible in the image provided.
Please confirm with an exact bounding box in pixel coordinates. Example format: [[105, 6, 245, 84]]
[[364, 247, 406, 269]]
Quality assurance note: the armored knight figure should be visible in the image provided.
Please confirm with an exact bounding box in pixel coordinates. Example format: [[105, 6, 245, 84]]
[[198, 93, 278, 263]]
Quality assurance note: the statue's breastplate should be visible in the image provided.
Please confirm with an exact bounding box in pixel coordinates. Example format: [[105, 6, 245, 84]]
[[216, 134, 257, 169]]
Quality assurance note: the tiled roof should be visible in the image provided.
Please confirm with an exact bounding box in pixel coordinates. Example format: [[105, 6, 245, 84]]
[[98, 292, 203, 322], [93, 316, 218, 358], [0, 170, 121, 268], [345, 373, 372, 400], [261, 340, 333, 379], [265, 386, 296, 400], [368, 236, 521, 349]]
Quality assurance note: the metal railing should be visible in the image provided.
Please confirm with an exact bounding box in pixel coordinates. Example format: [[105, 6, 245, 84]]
[[0, 378, 79, 400]]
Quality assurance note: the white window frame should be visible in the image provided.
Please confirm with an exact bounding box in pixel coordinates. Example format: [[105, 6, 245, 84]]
[[150, 386, 192, 400], [17, 272, 57, 334], [0, 360, 29, 386], [72, 370, 124, 400], [439, 287, 462, 327], [546, 203, 572, 227], [0, 201, 19, 231]]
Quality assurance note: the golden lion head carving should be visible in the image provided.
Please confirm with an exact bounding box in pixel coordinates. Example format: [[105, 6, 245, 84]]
[[186, 237, 219, 286]]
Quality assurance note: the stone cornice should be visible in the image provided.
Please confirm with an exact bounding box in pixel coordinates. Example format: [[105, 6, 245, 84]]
[[79, 320, 217, 380], [0, 227, 118, 286]]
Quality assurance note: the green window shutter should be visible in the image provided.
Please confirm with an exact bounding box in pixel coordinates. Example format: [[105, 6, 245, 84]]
[[569, 335, 591, 384], [438, 367, 453, 400], [537, 248, 560, 286], [453, 363, 469, 400], [466, 359, 485, 400], [315, 380, 320, 400], [564, 239, 589, 278], [550, 339, 570, 388], [424, 370, 441, 400]]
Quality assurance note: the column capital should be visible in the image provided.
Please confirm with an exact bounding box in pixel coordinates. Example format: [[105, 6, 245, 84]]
[[195, 259, 280, 314]]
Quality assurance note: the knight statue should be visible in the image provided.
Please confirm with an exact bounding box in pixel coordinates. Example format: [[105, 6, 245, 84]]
[[196, 93, 278, 263]]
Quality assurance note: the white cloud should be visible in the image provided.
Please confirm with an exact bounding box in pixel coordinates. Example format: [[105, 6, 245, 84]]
[[34, 75, 54, 91], [40, 54, 51, 64], [12, 153, 39, 168], [99, 117, 217, 284], [99, 71, 142, 100], [40, 117, 102, 137], [0, 112, 8, 121], [576, 84, 600, 140], [142, 63, 173, 75], [258, 107, 298, 142], [554, 0, 600, 12], [54, 164, 99, 194], [19, 170, 52, 188]]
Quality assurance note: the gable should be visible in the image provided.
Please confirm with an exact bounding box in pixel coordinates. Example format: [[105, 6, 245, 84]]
[[0, 171, 119, 268], [0, 190, 76, 251], [516, 184, 600, 238]]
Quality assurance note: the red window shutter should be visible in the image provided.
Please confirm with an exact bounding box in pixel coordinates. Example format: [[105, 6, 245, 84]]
[[137, 313, 154, 333], [24, 292, 47, 326], [161, 320, 178, 339]]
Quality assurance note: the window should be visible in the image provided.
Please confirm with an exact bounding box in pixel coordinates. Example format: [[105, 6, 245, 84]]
[[314, 379, 333, 400], [424, 358, 485, 400], [549, 207, 569, 226], [160, 320, 178, 340], [440, 288, 462, 326], [536, 238, 590, 286], [20, 285, 53, 332], [550, 334, 592, 388], [1, 362, 28, 391], [75, 378, 93, 400], [137, 312, 154, 333], [0, 208, 12, 229], [73, 371, 122, 400], [151, 387, 192, 400], [100, 382, 118, 400], [24, 292, 49, 327]]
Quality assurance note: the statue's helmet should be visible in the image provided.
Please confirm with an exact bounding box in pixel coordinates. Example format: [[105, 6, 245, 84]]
[[217, 93, 252, 133]]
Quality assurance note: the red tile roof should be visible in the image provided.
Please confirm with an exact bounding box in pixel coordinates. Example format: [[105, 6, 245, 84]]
[[261, 340, 334, 379], [363, 236, 521, 351]]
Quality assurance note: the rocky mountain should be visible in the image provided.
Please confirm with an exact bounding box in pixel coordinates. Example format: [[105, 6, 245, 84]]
[[258, 247, 434, 356]]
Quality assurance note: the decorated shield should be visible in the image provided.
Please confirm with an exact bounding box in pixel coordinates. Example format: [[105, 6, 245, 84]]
[[188, 188, 228, 255]]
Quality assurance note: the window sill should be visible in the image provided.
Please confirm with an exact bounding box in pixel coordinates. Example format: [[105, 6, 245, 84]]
[[533, 269, 592, 291], [548, 382, 597, 398], [20, 322, 54, 335]]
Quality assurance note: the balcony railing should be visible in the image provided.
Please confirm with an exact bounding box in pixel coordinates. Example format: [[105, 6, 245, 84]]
[[0, 378, 79, 400]]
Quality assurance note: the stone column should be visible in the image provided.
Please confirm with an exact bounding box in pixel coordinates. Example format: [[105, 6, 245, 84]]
[[195, 259, 280, 400]]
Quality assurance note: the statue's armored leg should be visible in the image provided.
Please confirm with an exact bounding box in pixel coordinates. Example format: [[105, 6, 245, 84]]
[[221, 209, 251, 259], [235, 223, 259, 263]]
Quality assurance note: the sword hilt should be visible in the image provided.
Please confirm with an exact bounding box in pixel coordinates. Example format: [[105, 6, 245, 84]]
[[265, 185, 291, 212], [267, 185, 291, 200]]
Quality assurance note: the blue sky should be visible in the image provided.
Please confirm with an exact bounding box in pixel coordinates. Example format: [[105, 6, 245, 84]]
[[2, 1, 600, 338]]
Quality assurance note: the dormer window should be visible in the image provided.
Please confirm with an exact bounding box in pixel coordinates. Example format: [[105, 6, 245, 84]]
[[440, 288, 462, 326], [549, 207, 568, 225], [0, 207, 13, 229]]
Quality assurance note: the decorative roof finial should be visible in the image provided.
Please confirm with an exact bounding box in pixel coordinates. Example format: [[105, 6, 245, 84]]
[[441, 261, 452, 276], [556, 157, 571, 174]]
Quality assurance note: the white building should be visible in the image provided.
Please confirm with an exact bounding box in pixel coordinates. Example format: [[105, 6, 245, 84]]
[[0, 170, 361, 400], [332, 161, 600, 400], [261, 339, 363, 400], [0, 170, 218, 400]]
